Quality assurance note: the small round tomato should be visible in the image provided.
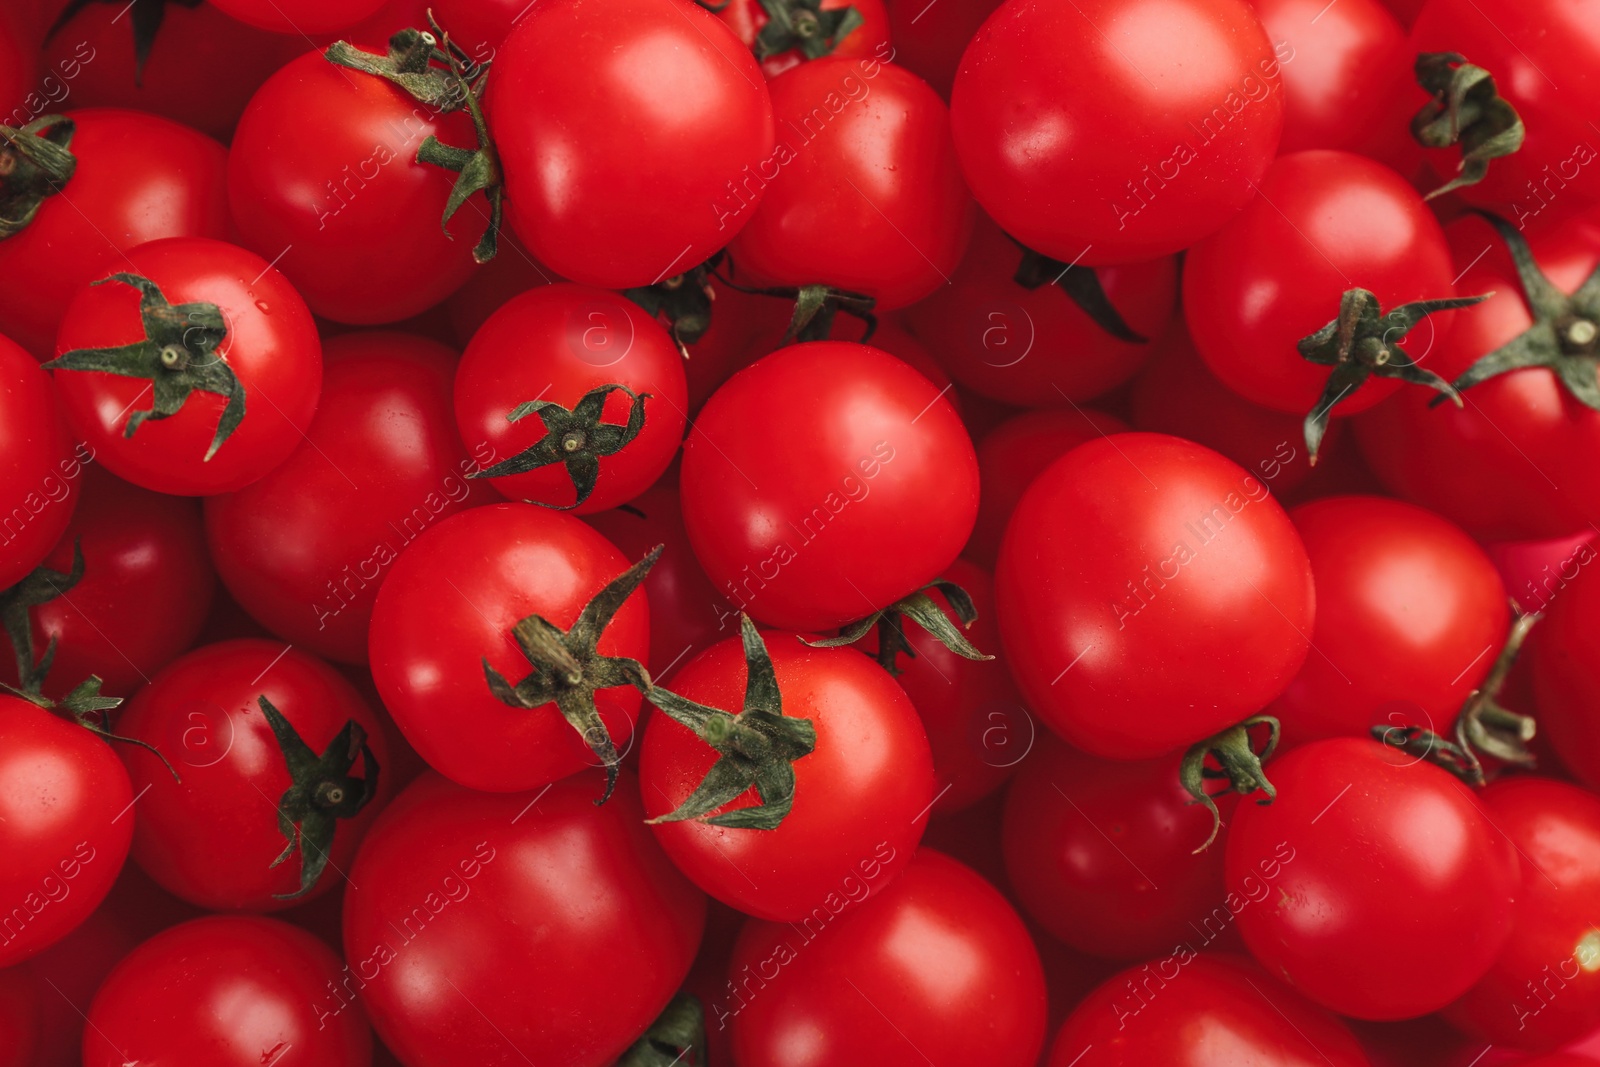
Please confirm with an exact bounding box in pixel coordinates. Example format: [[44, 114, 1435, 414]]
[[950, 0, 1284, 265], [713, 0, 892, 78], [0, 6, 40, 128], [641, 628, 934, 920], [0, 964, 39, 1067], [1226, 737, 1519, 1020], [681, 341, 978, 631], [731, 57, 973, 310], [727, 850, 1047, 1066], [443, 227, 561, 342], [490, 0, 776, 288], [885, 0, 1000, 98], [0, 333, 79, 589], [454, 284, 687, 512], [48, 237, 322, 497], [344, 770, 705, 1067], [207, 0, 388, 33], [427, 0, 530, 53], [115, 639, 388, 911], [83, 916, 372, 1067], [0, 696, 132, 968], [996, 433, 1314, 759], [1531, 560, 1600, 790], [205, 332, 494, 664], [13, 904, 143, 1067], [368, 503, 651, 793]]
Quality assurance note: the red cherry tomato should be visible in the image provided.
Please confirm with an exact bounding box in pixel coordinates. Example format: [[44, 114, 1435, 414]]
[[996, 433, 1314, 759], [0, 7, 40, 129], [1487, 532, 1596, 617], [1226, 737, 1520, 1019], [443, 227, 561, 342], [343, 770, 706, 1067], [713, 0, 892, 78], [0, 963, 39, 1067], [207, 0, 388, 34], [427, 0, 529, 53], [884, 0, 1000, 98], [11, 904, 141, 1067], [1531, 561, 1600, 790], [0, 333, 80, 589]]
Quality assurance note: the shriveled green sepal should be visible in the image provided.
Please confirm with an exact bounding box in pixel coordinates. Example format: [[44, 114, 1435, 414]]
[[44, 273, 245, 460], [481, 547, 660, 803], [3, 673, 181, 781], [0, 541, 84, 695], [800, 579, 993, 677], [46, 0, 204, 84], [1411, 52, 1525, 201], [1013, 241, 1146, 342], [468, 384, 651, 509], [753, 0, 864, 61], [624, 252, 724, 356], [645, 615, 815, 830], [782, 283, 876, 344], [1181, 714, 1279, 853], [0, 114, 76, 240], [616, 993, 706, 1067]]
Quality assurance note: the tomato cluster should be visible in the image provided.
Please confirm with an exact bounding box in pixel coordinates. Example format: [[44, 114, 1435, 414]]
[[3, 0, 1600, 1065]]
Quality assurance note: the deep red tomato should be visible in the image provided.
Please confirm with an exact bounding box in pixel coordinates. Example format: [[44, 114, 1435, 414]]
[[228, 50, 481, 325], [640, 628, 933, 919], [368, 502, 651, 793], [966, 406, 1129, 567], [489, 0, 775, 288], [742, 311, 956, 404], [1487, 532, 1596, 616], [0, 696, 132, 968], [427, 0, 529, 53], [11, 903, 141, 1067], [0, 108, 229, 358], [1184, 150, 1461, 422], [0, 964, 39, 1067], [0, 6, 40, 129], [904, 213, 1177, 404], [1226, 737, 1519, 1019], [1445, 777, 1600, 1051], [454, 284, 687, 512], [1003, 734, 1232, 960], [344, 770, 706, 1067], [884, 0, 999, 98], [681, 341, 978, 631], [444, 226, 561, 342], [950, 0, 1285, 265], [1047, 954, 1371, 1066], [726, 849, 1046, 1066], [116, 639, 388, 910], [1271, 496, 1509, 744], [84, 915, 372, 1067], [48, 236, 322, 496], [205, 332, 494, 664], [1531, 558, 1600, 790], [0, 333, 80, 589], [207, 0, 387, 33], [4, 466, 214, 700], [730, 56, 973, 310], [996, 433, 1314, 759], [713, 0, 892, 78], [1356, 213, 1600, 542]]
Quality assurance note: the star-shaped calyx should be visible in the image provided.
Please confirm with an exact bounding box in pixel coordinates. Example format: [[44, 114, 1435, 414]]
[[750, 0, 864, 61], [615, 993, 706, 1067], [481, 546, 662, 802], [1, 541, 84, 695], [1, 114, 76, 239], [259, 695, 379, 900], [1011, 239, 1147, 342], [624, 252, 723, 358], [469, 384, 652, 509], [1410, 52, 1525, 201], [1180, 714, 1280, 852], [801, 578, 993, 677], [645, 615, 816, 830]]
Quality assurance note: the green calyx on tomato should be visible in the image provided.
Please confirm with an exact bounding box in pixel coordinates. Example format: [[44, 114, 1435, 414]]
[[258, 694, 380, 900], [1180, 713, 1280, 852], [1411, 52, 1525, 201], [46, 273, 246, 459], [325, 18, 504, 262], [719, 267, 878, 344], [645, 614, 816, 830], [468, 383, 653, 509], [2, 668, 180, 780], [1296, 286, 1489, 461], [46, 0, 204, 83], [0, 114, 76, 240], [0, 540, 84, 696], [481, 546, 661, 803], [615, 992, 707, 1067], [624, 252, 724, 355], [1011, 240, 1147, 343], [751, 0, 864, 61], [800, 578, 994, 677], [1445, 211, 1600, 409]]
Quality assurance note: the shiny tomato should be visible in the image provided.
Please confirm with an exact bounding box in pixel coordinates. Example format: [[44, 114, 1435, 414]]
[[713, 0, 892, 78], [1531, 559, 1600, 790], [207, 0, 387, 33], [0, 333, 80, 589]]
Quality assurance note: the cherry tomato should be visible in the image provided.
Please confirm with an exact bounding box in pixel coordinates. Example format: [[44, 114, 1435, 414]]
[[0, 964, 39, 1067], [681, 341, 978, 631], [0, 7, 40, 130], [1531, 559, 1600, 790], [343, 770, 706, 1067], [83, 915, 373, 1067], [726, 849, 1047, 1066], [9, 903, 140, 1067], [996, 433, 1314, 759], [1488, 532, 1596, 617], [0, 333, 80, 589], [884, 0, 1000, 98], [1226, 737, 1519, 1019], [49, 236, 322, 496], [489, 0, 776, 288], [206, 332, 494, 664], [713, 0, 892, 78], [427, 0, 530, 53], [208, 0, 387, 34], [950, 0, 1285, 265], [444, 227, 561, 342]]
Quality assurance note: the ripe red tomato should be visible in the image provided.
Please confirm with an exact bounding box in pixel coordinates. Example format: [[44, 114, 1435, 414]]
[[884, 0, 1000, 98], [344, 770, 705, 1067], [640, 628, 933, 920], [0, 696, 132, 968], [726, 849, 1046, 1066], [205, 332, 494, 664], [1531, 561, 1600, 790], [368, 503, 651, 793], [0, 108, 229, 358], [1184, 150, 1461, 421], [48, 236, 322, 496], [9, 903, 142, 1067], [713, 0, 892, 78], [0, 333, 80, 590], [489, 0, 775, 288], [115, 639, 388, 910], [4, 466, 214, 700], [228, 50, 481, 324], [427, 0, 529, 53], [730, 56, 974, 310], [1226, 737, 1519, 1019], [950, 0, 1285, 265], [444, 226, 561, 342], [1003, 734, 1232, 960], [1047, 954, 1371, 1066], [207, 0, 387, 33], [0, 7, 40, 129], [0, 963, 39, 1067], [680, 341, 978, 631], [454, 284, 688, 512], [903, 213, 1177, 404], [996, 433, 1314, 759], [83, 915, 373, 1067]]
